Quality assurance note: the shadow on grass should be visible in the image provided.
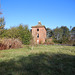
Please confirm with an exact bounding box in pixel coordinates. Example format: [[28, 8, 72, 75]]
[[0, 53, 75, 75]]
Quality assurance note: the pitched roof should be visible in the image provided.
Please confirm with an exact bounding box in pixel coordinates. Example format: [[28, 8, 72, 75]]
[[31, 21, 46, 29]]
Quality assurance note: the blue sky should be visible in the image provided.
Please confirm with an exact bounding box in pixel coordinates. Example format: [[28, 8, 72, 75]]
[[1, 0, 75, 29]]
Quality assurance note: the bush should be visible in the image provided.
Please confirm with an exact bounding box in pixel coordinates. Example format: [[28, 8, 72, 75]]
[[53, 39, 62, 44], [0, 38, 22, 50], [45, 38, 54, 45], [0, 43, 7, 50], [72, 40, 75, 46]]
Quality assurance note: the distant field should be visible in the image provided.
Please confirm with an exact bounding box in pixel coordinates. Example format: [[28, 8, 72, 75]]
[[0, 45, 75, 75]]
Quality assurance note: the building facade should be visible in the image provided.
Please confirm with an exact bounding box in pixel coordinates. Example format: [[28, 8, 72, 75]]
[[31, 21, 46, 44]]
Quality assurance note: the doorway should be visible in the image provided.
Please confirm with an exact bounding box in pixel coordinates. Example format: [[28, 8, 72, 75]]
[[37, 40, 39, 44]]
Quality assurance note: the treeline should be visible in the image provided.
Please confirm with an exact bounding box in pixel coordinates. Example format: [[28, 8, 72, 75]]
[[0, 17, 32, 45], [0, 25, 32, 45], [46, 26, 75, 45], [0, 17, 75, 46]]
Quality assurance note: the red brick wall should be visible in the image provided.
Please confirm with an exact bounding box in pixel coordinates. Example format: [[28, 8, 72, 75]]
[[32, 27, 46, 44]]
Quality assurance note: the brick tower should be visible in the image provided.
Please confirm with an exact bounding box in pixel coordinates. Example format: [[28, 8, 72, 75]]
[[31, 21, 46, 44]]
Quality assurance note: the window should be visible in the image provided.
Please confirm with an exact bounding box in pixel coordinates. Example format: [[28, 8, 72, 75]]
[[37, 29, 39, 31], [37, 34, 39, 38]]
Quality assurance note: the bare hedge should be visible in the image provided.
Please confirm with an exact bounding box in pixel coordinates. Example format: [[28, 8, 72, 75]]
[[0, 38, 22, 50]]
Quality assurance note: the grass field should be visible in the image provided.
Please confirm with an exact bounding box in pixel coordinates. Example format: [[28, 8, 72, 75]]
[[0, 45, 75, 75]]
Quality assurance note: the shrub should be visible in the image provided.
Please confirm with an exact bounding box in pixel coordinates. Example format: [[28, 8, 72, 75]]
[[0, 38, 22, 50], [0, 43, 7, 50], [64, 40, 75, 46], [53, 39, 62, 44], [72, 40, 75, 46], [45, 38, 54, 45]]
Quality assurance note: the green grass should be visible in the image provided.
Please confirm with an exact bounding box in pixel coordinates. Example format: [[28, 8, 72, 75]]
[[0, 45, 75, 75]]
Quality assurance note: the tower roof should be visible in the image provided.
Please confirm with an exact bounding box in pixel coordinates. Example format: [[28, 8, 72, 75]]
[[31, 21, 46, 29]]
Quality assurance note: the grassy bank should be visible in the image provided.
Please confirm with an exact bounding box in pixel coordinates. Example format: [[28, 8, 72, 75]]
[[0, 45, 75, 75]]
